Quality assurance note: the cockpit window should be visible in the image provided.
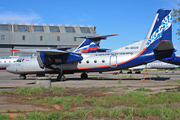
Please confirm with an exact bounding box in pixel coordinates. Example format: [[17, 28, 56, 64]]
[[16, 59, 24, 62]]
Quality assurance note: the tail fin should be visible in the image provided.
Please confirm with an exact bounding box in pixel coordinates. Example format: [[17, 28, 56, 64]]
[[140, 9, 174, 61], [73, 34, 118, 53], [143, 9, 173, 50]]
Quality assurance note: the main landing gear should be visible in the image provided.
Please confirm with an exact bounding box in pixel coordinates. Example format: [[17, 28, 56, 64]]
[[127, 70, 132, 74], [81, 72, 88, 79], [135, 71, 141, 74], [57, 69, 66, 81]]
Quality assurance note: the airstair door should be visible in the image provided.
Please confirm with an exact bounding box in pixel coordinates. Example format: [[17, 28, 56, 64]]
[[110, 55, 117, 68]]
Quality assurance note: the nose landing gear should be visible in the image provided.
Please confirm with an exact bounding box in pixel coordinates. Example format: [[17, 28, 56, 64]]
[[19, 74, 26, 80]]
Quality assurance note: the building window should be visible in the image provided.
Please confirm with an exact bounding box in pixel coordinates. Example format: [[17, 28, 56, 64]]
[[1, 35, 5, 40], [57, 36, 60, 41], [33, 26, 44, 32], [49, 26, 60, 32], [80, 27, 91, 33], [0, 25, 9, 31], [22, 35, 25, 40], [65, 27, 76, 33], [17, 25, 28, 32], [74, 37, 76, 41], [40, 36, 43, 41]]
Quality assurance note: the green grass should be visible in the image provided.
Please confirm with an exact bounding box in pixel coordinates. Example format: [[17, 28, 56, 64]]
[[24, 90, 180, 110], [12, 105, 180, 120], [123, 87, 129, 90], [5, 85, 180, 119], [6, 110, 10, 113], [15, 85, 67, 96], [136, 87, 152, 92], [118, 79, 122, 84], [165, 84, 174, 86], [174, 80, 180, 83], [0, 90, 13, 94], [15, 85, 45, 96], [0, 113, 9, 120]]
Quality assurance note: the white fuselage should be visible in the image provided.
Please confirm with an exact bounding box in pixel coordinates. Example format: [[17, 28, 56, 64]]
[[6, 51, 141, 74]]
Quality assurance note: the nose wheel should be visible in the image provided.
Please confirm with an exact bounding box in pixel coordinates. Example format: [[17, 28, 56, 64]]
[[19, 74, 26, 80]]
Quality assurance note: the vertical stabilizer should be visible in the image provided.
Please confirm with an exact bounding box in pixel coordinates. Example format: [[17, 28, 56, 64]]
[[142, 9, 172, 50]]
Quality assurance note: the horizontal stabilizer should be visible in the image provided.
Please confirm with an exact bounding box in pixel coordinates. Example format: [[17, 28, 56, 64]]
[[77, 34, 118, 40]]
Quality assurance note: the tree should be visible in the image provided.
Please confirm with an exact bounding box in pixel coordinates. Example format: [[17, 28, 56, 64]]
[[173, 3, 180, 37]]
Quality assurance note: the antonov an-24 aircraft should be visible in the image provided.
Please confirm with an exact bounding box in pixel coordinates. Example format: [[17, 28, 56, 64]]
[[6, 9, 175, 81]]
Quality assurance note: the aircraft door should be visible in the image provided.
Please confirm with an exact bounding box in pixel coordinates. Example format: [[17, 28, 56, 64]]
[[110, 54, 117, 68]]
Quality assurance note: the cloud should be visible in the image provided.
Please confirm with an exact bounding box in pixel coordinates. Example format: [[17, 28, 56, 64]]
[[0, 11, 42, 23]]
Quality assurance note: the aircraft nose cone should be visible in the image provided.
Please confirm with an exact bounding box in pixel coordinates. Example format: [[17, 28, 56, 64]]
[[6, 65, 15, 73]]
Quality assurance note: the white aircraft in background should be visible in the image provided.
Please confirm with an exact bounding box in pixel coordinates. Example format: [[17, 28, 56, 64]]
[[6, 9, 175, 81], [124, 60, 179, 74], [0, 56, 31, 69]]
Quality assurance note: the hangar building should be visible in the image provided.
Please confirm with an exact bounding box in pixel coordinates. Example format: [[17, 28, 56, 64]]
[[0, 23, 98, 56]]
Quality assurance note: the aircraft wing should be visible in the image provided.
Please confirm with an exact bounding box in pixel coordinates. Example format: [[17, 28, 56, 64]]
[[36, 49, 69, 55], [51, 46, 72, 51], [11, 48, 71, 53], [36, 50, 83, 68]]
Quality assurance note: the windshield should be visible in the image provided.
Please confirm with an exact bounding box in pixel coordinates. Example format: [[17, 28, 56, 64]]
[[16, 59, 24, 62]]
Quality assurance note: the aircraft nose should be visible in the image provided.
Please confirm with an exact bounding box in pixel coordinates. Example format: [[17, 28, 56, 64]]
[[6, 64, 15, 73]]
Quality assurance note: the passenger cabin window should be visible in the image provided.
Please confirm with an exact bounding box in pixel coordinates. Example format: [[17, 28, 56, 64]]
[[4, 61, 6, 63], [65, 27, 76, 33], [17, 25, 28, 32], [1, 35, 5, 40], [9, 61, 11, 63], [33, 26, 44, 32], [86, 60, 89, 63], [80, 27, 91, 33], [0, 61, 1, 63], [0, 25, 9, 31], [49, 26, 60, 32], [94, 60, 97, 63], [102, 59, 105, 63]]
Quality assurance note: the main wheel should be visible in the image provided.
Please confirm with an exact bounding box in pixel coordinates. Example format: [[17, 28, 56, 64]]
[[127, 71, 132, 74], [81, 72, 88, 79], [57, 74, 66, 81]]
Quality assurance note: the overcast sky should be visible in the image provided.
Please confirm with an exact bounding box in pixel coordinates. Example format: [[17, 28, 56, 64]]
[[0, 0, 179, 54]]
